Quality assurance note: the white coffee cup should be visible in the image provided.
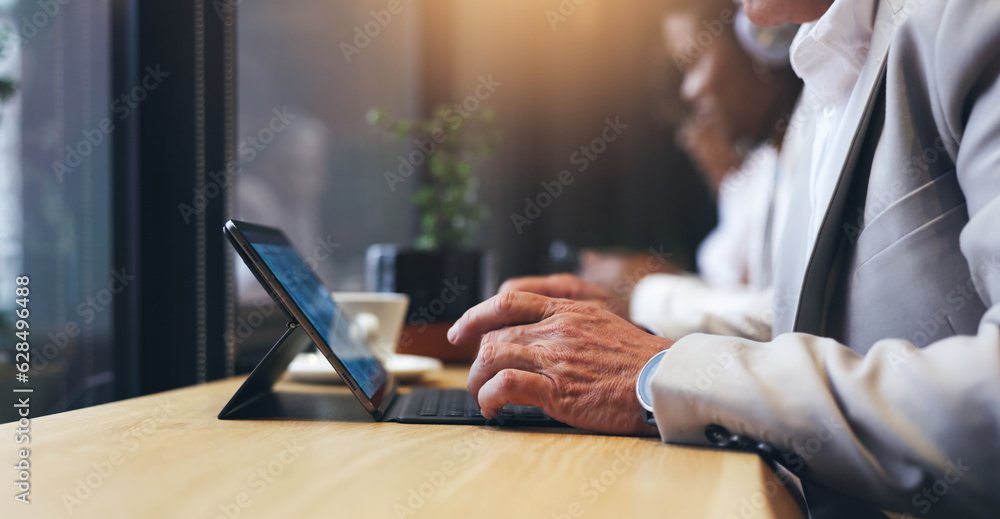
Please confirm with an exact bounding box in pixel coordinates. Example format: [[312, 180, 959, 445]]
[[332, 292, 409, 360]]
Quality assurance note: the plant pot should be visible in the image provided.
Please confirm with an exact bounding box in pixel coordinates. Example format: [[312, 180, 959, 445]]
[[366, 245, 493, 362]]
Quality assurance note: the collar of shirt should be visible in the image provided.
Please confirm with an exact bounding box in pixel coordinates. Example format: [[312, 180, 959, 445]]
[[786, 0, 878, 257], [789, 0, 876, 103]]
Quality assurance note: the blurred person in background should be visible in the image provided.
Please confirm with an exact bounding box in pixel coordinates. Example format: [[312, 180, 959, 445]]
[[577, 0, 803, 341]]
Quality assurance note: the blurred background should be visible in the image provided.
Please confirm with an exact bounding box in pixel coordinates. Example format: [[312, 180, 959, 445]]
[[0, 0, 719, 421]]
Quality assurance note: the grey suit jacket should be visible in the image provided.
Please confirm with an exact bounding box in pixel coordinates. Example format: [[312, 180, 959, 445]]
[[649, 0, 1000, 517]]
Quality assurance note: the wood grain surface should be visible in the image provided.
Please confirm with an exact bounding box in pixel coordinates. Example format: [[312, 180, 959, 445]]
[[0, 367, 804, 519]]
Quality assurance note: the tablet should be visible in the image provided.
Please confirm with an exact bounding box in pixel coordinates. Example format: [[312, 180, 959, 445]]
[[224, 220, 393, 414]]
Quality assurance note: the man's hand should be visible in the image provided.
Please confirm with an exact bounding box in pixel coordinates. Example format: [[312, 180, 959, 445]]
[[448, 291, 672, 436], [498, 273, 627, 319]]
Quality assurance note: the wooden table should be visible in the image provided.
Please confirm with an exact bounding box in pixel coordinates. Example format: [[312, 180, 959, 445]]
[[1, 367, 804, 519]]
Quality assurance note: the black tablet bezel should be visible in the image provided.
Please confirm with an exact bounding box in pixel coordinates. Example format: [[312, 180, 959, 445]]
[[224, 220, 395, 416]]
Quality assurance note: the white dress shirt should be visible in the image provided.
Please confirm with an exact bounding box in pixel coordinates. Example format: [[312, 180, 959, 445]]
[[790, 0, 875, 251], [698, 145, 778, 292]]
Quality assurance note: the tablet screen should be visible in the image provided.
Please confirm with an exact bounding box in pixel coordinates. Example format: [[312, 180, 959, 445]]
[[238, 225, 388, 400]]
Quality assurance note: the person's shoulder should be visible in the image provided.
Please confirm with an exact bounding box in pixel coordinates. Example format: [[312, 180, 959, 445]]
[[890, 0, 1000, 128], [893, 0, 1000, 48]]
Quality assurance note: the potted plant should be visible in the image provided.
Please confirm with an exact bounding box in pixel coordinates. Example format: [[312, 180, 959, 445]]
[[366, 105, 499, 361]]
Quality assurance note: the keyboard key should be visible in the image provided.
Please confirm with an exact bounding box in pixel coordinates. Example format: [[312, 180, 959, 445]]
[[409, 388, 554, 423]]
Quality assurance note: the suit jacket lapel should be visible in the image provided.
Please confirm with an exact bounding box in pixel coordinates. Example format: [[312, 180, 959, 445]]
[[791, 0, 901, 334]]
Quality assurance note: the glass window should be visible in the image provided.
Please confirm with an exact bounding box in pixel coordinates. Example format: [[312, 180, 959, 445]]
[[236, 0, 421, 299], [0, 0, 113, 421], [232, 0, 422, 365]]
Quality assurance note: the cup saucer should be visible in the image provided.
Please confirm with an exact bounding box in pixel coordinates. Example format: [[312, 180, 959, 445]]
[[286, 352, 443, 384]]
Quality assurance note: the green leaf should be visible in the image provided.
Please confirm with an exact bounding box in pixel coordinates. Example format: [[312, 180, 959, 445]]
[[368, 103, 499, 249], [365, 108, 384, 126], [456, 161, 472, 179]]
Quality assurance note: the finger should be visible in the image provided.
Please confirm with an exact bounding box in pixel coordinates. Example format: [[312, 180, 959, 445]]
[[476, 369, 552, 419], [447, 291, 562, 345], [467, 341, 546, 401], [500, 274, 607, 301], [498, 275, 564, 296]]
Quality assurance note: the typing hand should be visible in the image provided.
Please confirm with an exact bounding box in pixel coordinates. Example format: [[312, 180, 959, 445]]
[[498, 273, 627, 319], [449, 291, 671, 436]]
